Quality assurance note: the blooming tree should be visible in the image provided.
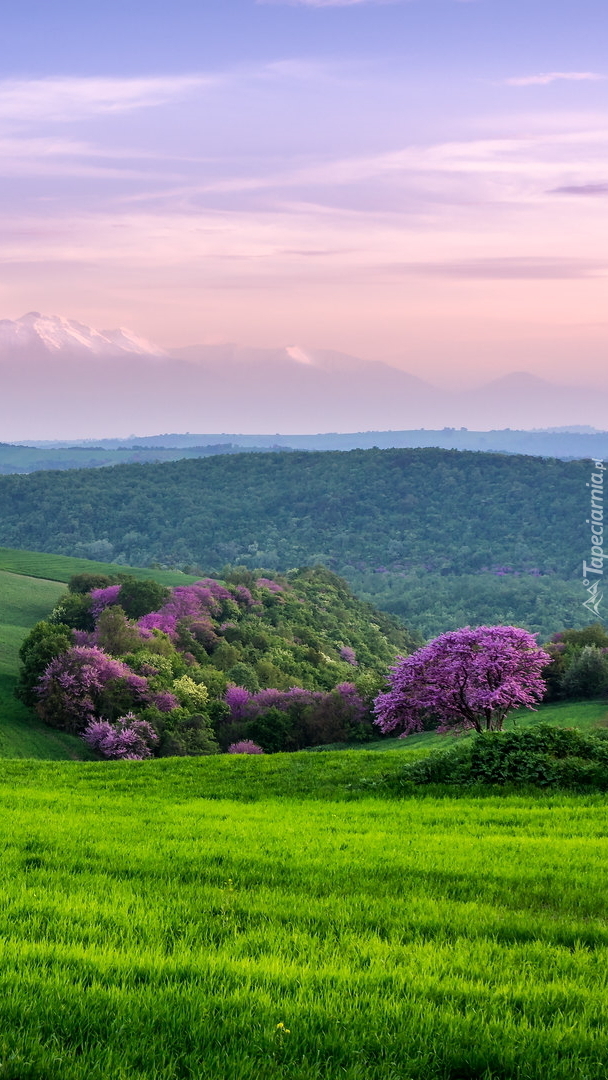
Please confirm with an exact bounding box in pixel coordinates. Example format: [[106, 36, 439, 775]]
[[228, 740, 264, 754], [89, 585, 122, 619], [36, 645, 149, 732], [374, 625, 551, 736], [83, 714, 158, 760], [256, 578, 284, 594]]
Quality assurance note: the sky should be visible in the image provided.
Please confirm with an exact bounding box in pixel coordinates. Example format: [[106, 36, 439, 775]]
[[1, 0, 607, 388]]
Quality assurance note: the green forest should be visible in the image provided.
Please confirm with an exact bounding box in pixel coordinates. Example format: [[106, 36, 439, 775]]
[[0, 448, 589, 636]]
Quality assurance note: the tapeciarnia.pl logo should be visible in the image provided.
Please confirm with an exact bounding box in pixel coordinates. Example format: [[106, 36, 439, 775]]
[[582, 459, 606, 619]]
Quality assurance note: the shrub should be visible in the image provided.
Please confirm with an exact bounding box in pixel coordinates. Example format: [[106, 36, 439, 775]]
[[155, 711, 219, 757], [394, 725, 608, 790], [172, 675, 209, 711], [560, 645, 608, 699], [16, 621, 74, 706], [89, 585, 122, 619], [226, 662, 260, 692], [68, 573, 113, 595], [228, 740, 264, 754], [48, 592, 95, 632], [82, 714, 158, 760], [118, 579, 171, 620], [95, 606, 143, 656]]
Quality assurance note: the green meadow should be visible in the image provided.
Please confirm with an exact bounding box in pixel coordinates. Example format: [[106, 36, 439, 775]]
[[2, 551, 608, 1076], [0, 761, 607, 1079], [0, 546, 198, 586]]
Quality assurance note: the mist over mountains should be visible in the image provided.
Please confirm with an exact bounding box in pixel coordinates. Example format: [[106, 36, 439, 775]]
[[0, 313, 604, 440]]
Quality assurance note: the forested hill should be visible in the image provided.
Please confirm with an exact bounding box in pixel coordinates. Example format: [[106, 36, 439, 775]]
[[0, 448, 585, 579]]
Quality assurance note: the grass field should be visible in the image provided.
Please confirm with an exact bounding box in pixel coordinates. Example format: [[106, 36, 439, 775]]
[[0, 759, 607, 1079], [0, 546, 198, 586], [3, 549, 608, 1077], [0, 569, 92, 759]]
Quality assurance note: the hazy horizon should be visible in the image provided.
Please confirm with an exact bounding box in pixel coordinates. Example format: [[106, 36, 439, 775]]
[[1, 311, 608, 440]]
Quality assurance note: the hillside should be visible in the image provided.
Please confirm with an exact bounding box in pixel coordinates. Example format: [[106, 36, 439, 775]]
[[0, 569, 91, 758], [0, 441, 291, 474], [0, 551, 203, 759], [0, 551, 419, 758], [0, 448, 590, 637]]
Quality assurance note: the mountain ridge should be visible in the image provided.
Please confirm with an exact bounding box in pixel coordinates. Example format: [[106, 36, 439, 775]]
[[0, 312, 606, 437]]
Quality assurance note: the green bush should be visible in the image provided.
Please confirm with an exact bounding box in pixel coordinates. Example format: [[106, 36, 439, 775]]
[[395, 725, 608, 790]]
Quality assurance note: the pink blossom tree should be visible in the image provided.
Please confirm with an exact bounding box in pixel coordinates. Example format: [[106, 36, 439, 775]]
[[83, 715, 158, 760], [374, 625, 552, 736], [228, 740, 264, 754], [36, 645, 149, 733]]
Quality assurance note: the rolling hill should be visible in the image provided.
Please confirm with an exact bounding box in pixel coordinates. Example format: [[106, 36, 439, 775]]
[[0, 447, 592, 637]]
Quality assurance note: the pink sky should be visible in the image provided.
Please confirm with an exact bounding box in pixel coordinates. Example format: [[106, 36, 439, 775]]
[[1, 1, 607, 389]]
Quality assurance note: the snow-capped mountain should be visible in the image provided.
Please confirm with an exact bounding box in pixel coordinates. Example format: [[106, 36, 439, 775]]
[[0, 312, 166, 358], [1, 311, 607, 440]]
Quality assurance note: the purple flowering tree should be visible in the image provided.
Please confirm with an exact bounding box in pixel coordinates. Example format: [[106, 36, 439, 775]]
[[256, 578, 284, 594], [36, 645, 149, 733], [83, 714, 158, 760], [89, 585, 122, 619], [374, 625, 551, 736], [228, 740, 264, 754], [225, 685, 252, 720]]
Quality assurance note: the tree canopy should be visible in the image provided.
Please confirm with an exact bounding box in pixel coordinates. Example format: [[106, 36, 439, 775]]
[[374, 626, 551, 736]]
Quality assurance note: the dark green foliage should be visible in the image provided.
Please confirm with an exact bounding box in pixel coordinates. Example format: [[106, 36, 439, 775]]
[[152, 710, 219, 757], [95, 605, 143, 656], [560, 646, 608, 698], [245, 707, 295, 754], [117, 577, 171, 618], [558, 624, 608, 649], [543, 625, 608, 701], [398, 725, 608, 790], [16, 621, 73, 705], [68, 572, 113, 594], [226, 661, 260, 692], [211, 641, 240, 671], [48, 591, 95, 631], [0, 448, 591, 636], [352, 569, 589, 641]]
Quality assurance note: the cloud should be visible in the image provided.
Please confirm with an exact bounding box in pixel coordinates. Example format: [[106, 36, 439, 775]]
[[383, 257, 607, 280], [551, 182, 608, 196], [0, 75, 213, 125], [506, 72, 604, 87]]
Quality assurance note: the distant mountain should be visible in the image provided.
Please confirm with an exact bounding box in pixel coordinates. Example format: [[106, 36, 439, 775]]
[[460, 372, 603, 431], [4, 425, 607, 467], [0, 312, 165, 359], [0, 313, 606, 439]]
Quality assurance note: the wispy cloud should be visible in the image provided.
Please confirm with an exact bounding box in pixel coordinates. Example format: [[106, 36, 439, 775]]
[[0, 75, 213, 125], [506, 72, 604, 87], [384, 257, 607, 280], [551, 182, 608, 196]]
